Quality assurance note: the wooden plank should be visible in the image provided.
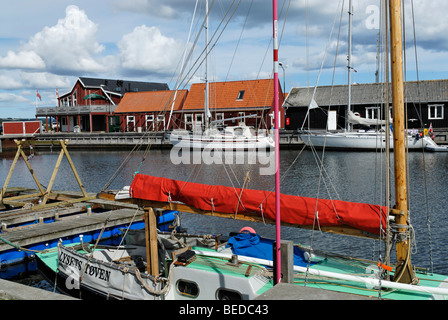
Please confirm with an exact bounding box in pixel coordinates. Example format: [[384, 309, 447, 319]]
[[0, 208, 143, 252]]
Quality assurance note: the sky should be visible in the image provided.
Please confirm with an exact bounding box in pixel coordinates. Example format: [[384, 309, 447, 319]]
[[0, 0, 447, 118]]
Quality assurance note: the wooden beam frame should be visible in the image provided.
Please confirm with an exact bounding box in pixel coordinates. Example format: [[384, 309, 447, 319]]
[[1, 139, 88, 206]]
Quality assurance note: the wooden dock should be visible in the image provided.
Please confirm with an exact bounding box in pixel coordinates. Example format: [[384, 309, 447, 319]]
[[0, 188, 145, 265]]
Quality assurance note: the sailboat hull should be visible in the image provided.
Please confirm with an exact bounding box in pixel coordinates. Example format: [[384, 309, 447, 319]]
[[299, 131, 437, 150], [169, 132, 275, 150]]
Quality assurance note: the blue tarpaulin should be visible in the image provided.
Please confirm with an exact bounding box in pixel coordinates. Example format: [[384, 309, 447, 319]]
[[226, 233, 313, 267]]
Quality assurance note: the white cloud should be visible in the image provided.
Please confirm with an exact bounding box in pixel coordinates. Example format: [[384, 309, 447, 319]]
[[20, 72, 71, 90], [118, 25, 184, 75], [0, 51, 45, 70], [112, 0, 177, 19], [0, 92, 30, 104], [0, 74, 24, 90], [0, 5, 107, 75]]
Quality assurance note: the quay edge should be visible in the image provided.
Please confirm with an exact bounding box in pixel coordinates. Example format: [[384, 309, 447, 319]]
[[1, 131, 304, 152], [0, 278, 78, 300]]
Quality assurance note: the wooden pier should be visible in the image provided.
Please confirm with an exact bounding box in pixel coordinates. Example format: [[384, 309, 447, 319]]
[[0, 187, 145, 265], [0, 139, 150, 265]]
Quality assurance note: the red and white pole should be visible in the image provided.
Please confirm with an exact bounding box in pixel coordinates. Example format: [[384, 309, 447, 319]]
[[272, 0, 281, 285]]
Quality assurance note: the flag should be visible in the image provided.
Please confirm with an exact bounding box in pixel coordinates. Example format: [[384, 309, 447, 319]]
[[36, 90, 42, 101], [56, 89, 59, 99]]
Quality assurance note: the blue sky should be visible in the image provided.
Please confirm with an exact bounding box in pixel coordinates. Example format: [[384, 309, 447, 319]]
[[0, 0, 447, 118]]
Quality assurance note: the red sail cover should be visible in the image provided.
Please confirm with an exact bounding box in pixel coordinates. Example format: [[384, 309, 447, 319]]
[[130, 174, 388, 236]]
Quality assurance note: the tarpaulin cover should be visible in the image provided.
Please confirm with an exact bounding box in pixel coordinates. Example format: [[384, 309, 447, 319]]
[[129, 174, 388, 236], [226, 233, 313, 267]]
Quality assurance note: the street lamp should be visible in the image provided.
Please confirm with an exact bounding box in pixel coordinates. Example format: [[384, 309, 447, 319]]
[[278, 62, 288, 99]]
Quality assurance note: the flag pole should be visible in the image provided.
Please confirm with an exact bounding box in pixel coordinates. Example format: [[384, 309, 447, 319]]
[[272, 0, 281, 285]]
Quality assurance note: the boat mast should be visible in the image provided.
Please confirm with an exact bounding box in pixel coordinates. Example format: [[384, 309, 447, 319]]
[[204, 0, 210, 130], [272, 0, 281, 285], [346, 0, 353, 132], [389, 0, 415, 284]]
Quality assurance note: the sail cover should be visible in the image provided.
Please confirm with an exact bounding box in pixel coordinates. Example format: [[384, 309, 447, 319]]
[[348, 110, 389, 126], [130, 174, 388, 236]]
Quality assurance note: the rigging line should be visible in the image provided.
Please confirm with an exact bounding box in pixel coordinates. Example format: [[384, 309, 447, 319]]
[[178, 0, 241, 91], [300, 0, 344, 131], [167, 0, 200, 128], [225, 0, 253, 82], [409, 0, 433, 273]]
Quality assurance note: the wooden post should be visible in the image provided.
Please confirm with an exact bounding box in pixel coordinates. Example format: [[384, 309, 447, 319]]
[[60, 140, 88, 197], [18, 146, 46, 196], [1, 142, 22, 201], [273, 240, 294, 284], [41, 147, 65, 205], [144, 207, 159, 276], [389, 0, 415, 284]]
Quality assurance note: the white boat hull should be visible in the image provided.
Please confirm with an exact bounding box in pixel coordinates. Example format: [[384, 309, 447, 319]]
[[299, 131, 437, 150], [169, 133, 275, 150]]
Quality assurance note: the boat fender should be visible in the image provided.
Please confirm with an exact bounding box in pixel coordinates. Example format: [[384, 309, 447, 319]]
[[239, 227, 256, 234]]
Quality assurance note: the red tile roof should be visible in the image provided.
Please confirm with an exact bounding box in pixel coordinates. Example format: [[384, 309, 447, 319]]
[[183, 79, 280, 111], [114, 90, 188, 113]]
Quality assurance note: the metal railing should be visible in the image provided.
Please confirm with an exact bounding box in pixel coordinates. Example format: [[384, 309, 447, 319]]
[[36, 104, 117, 116]]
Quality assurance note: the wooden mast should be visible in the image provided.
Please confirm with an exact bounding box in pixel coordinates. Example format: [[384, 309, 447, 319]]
[[389, 0, 416, 284]]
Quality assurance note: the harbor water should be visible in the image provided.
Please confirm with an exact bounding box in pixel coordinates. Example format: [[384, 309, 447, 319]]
[[1, 147, 448, 290]]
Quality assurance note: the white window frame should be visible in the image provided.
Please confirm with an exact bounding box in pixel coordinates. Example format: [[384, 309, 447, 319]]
[[184, 113, 193, 129], [428, 104, 444, 120], [127, 115, 135, 131], [195, 113, 203, 123], [366, 107, 380, 120], [72, 89, 77, 107], [145, 114, 154, 130], [238, 112, 245, 125], [157, 114, 165, 130]]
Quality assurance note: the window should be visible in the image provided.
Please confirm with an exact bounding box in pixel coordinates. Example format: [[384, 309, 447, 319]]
[[72, 90, 77, 107], [237, 90, 245, 100], [428, 104, 444, 120], [146, 115, 154, 130], [176, 280, 199, 298], [127, 116, 135, 125], [366, 107, 380, 120], [216, 288, 242, 300], [157, 115, 165, 129], [195, 114, 203, 123], [238, 112, 245, 125]]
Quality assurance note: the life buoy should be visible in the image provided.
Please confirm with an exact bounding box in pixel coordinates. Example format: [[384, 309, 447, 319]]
[[423, 128, 428, 136]]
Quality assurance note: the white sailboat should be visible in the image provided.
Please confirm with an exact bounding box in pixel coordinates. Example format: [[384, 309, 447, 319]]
[[167, 0, 274, 150], [299, 0, 437, 151]]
